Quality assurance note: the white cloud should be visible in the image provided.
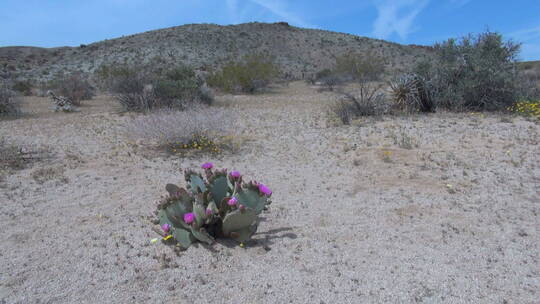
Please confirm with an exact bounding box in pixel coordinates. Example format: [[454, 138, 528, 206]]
[[248, 0, 315, 28], [372, 0, 429, 40]]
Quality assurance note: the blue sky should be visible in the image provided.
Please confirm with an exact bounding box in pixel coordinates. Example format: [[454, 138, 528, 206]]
[[1, 0, 539, 60]]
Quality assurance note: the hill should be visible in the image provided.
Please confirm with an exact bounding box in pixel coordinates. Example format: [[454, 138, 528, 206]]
[[0, 22, 434, 82]]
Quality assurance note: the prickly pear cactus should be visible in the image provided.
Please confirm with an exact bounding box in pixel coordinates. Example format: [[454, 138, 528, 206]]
[[154, 162, 272, 249]]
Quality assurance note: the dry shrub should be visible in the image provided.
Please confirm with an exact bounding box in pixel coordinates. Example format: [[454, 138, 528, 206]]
[[330, 82, 387, 124], [0, 138, 50, 173], [126, 106, 235, 148], [0, 84, 20, 118], [49, 73, 95, 106]]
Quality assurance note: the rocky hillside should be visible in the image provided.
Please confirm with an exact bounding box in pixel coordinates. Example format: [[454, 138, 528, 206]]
[[0, 22, 434, 82]]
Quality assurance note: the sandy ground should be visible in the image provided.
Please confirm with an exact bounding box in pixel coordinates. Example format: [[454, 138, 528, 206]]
[[1, 82, 539, 303]]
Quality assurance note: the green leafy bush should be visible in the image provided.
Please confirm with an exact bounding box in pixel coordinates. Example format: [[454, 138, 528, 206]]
[[417, 31, 521, 111], [154, 163, 272, 249], [207, 54, 279, 93]]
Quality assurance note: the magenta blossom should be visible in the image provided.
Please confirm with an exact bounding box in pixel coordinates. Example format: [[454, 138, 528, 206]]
[[230, 171, 241, 179], [161, 223, 171, 233], [258, 183, 272, 196], [201, 162, 213, 169], [227, 197, 238, 206], [183, 213, 195, 224], [205, 208, 213, 216]]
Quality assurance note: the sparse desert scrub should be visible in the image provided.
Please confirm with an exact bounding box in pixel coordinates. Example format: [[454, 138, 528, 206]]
[[207, 53, 279, 93], [0, 84, 20, 118], [125, 106, 235, 154], [101, 64, 213, 112], [12, 80, 33, 96], [48, 72, 95, 106], [0, 137, 50, 177], [334, 51, 385, 81], [329, 81, 387, 124]]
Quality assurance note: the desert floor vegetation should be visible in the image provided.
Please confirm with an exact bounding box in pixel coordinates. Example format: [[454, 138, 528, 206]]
[[0, 81, 538, 303]]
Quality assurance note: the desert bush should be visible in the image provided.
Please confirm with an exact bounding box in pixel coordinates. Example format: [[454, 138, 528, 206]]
[[153, 163, 272, 249], [331, 81, 387, 124], [334, 51, 385, 81], [12, 80, 33, 96], [126, 106, 234, 152], [48, 73, 95, 106], [0, 84, 20, 117], [318, 74, 347, 92], [207, 54, 279, 93], [389, 73, 435, 113], [101, 64, 212, 112], [516, 70, 540, 101], [417, 30, 521, 111]]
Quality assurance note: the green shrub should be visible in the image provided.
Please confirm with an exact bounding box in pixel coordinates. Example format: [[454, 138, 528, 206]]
[[99, 64, 212, 112], [207, 54, 279, 93], [12, 81, 33, 96], [334, 51, 385, 81], [417, 30, 521, 111]]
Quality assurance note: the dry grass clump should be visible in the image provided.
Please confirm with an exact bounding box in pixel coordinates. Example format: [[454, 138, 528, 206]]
[[330, 81, 388, 124], [0, 138, 51, 179], [126, 106, 236, 154]]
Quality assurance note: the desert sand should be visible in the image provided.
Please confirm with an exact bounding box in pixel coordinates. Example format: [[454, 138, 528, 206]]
[[1, 82, 538, 303]]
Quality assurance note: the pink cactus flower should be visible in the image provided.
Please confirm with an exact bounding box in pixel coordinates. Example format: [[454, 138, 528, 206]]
[[230, 170, 241, 179], [238, 204, 245, 211], [205, 208, 213, 216], [228, 197, 238, 206], [258, 183, 272, 196], [201, 162, 213, 169], [161, 223, 171, 233], [183, 213, 195, 224]]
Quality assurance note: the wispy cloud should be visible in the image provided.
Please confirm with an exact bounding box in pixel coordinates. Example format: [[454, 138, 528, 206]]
[[507, 26, 540, 61], [248, 0, 316, 28], [226, 0, 240, 23], [448, 0, 472, 8], [508, 26, 540, 42], [372, 0, 429, 40]]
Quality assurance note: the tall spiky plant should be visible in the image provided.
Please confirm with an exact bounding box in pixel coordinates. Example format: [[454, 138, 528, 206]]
[[389, 73, 435, 113]]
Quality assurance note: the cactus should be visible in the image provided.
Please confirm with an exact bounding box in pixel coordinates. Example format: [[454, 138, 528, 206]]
[[155, 163, 272, 249]]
